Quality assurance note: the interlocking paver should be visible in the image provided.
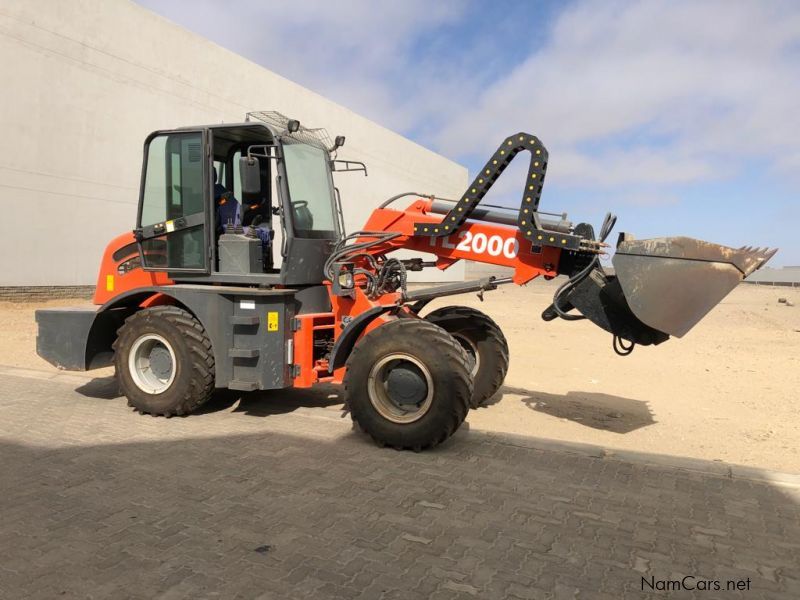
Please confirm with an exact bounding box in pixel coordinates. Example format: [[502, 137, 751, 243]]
[[0, 371, 798, 599]]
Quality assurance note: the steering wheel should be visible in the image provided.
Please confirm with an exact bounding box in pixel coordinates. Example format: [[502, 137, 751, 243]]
[[291, 200, 314, 231]]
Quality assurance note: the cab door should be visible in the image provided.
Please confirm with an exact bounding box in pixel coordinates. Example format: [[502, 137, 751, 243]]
[[279, 141, 342, 285], [136, 130, 210, 274]]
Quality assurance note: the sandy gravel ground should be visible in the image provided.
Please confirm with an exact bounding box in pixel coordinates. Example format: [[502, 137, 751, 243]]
[[2, 282, 798, 472]]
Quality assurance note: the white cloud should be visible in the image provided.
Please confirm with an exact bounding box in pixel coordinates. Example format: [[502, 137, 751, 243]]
[[435, 0, 800, 190], [136, 0, 470, 132], [552, 147, 717, 187]]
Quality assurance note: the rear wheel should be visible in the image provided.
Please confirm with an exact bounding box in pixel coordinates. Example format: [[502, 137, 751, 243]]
[[344, 319, 473, 450], [425, 306, 509, 408], [113, 306, 215, 416]]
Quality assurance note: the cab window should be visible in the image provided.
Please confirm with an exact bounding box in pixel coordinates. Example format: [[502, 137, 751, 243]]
[[139, 132, 206, 270], [282, 142, 337, 239]]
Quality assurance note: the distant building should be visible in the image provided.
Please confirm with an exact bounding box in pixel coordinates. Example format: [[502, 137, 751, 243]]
[[745, 267, 800, 287]]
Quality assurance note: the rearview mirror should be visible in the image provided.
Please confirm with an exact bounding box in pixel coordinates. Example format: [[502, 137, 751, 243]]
[[239, 156, 261, 194]]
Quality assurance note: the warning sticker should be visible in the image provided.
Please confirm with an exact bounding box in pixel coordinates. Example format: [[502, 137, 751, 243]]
[[267, 311, 279, 332]]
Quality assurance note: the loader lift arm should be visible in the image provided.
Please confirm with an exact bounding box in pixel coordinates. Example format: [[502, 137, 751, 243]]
[[325, 131, 777, 353]]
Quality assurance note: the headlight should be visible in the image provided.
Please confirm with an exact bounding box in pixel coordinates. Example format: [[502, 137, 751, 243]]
[[338, 271, 354, 289]]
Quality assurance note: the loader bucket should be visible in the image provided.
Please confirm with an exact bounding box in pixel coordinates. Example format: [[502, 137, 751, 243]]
[[612, 237, 777, 338], [555, 237, 776, 345]]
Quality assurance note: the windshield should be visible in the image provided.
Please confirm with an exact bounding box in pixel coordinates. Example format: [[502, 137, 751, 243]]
[[282, 142, 337, 239]]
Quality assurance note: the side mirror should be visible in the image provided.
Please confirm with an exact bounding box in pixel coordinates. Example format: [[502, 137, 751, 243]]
[[239, 156, 261, 194], [332, 135, 345, 151]]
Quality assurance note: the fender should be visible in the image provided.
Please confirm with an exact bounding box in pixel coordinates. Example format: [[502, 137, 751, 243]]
[[328, 305, 396, 371], [91, 287, 229, 385]]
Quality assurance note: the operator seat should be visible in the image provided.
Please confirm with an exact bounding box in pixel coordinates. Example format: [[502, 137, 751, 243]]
[[213, 167, 241, 234]]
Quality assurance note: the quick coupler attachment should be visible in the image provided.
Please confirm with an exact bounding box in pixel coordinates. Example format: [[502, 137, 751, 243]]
[[551, 265, 670, 346]]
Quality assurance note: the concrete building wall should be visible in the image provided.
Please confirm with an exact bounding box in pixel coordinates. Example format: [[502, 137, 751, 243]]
[[0, 0, 467, 286]]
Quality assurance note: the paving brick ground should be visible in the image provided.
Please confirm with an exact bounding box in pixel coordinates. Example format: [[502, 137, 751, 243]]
[[0, 370, 798, 599]]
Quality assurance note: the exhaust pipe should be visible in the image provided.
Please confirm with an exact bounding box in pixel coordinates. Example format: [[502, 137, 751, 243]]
[[549, 234, 777, 346]]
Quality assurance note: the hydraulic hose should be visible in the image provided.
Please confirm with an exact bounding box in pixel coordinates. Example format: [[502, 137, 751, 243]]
[[549, 212, 636, 355], [613, 335, 635, 356], [324, 230, 408, 298], [550, 212, 617, 321], [324, 230, 402, 281], [378, 192, 456, 209]]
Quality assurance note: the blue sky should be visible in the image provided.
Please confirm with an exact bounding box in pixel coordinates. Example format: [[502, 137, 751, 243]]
[[136, 0, 799, 264]]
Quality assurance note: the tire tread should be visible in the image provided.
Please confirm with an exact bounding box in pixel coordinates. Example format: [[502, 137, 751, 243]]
[[113, 306, 215, 416], [344, 318, 472, 450], [426, 306, 509, 407]]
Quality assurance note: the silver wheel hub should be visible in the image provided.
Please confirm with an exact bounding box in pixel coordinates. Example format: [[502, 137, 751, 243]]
[[128, 333, 177, 394], [368, 353, 433, 424]]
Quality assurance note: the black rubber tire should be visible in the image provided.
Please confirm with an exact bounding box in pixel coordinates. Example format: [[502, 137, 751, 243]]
[[113, 306, 215, 416], [425, 306, 509, 408], [344, 319, 473, 451]]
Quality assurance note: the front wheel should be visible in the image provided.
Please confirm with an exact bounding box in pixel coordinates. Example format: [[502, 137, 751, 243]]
[[344, 319, 473, 450], [113, 306, 215, 416]]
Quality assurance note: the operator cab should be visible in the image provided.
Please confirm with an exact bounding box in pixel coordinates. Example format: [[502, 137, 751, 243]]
[[135, 112, 345, 286]]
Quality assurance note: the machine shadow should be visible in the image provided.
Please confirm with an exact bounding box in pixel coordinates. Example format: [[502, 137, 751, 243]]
[[208, 384, 345, 418], [500, 385, 655, 433], [72, 377, 651, 433], [73, 376, 345, 418], [74, 375, 120, 400]]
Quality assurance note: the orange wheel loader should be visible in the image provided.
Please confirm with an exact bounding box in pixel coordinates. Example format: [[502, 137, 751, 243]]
[[35, 112, 776, 450]]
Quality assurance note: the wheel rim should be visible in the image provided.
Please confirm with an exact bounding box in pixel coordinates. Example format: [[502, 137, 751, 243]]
[[367, 353, 434, 424], [128, 333, 177, 394], [452, 333, 480, 377]]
